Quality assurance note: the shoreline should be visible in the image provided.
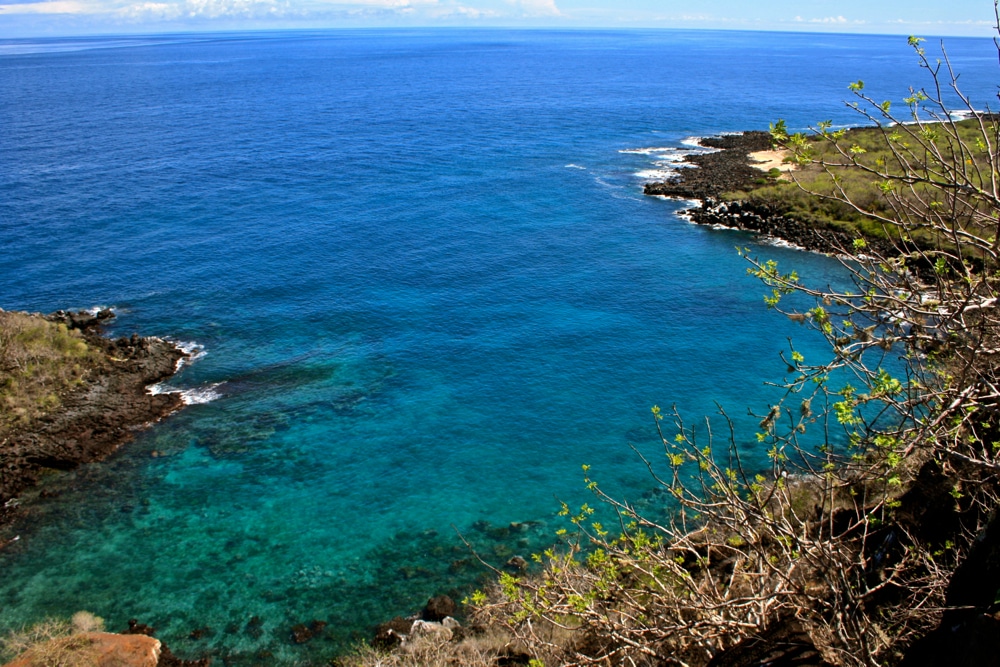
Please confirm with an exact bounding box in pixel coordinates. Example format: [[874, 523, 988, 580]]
[[641, 131, 897, 257], [0, 309, 189, 538]]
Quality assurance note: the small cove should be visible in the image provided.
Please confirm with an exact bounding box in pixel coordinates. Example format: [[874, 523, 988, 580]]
[[1, 29, 997, 663]]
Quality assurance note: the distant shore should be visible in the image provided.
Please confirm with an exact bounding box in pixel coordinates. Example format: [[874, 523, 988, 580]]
[[642, 130, 898, 257], [0, 309, 188, 537]]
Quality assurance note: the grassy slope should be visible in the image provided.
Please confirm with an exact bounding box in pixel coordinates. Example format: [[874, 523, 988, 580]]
[[0, 311, 102, 439], [724, 118, 996, 246]]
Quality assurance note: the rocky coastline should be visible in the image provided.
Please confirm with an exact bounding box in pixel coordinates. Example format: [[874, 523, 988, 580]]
[[643, 131, 774, 200], [642, 130, 898, 257], [0, 308, 188, 534], [685, 197, 903, 257]]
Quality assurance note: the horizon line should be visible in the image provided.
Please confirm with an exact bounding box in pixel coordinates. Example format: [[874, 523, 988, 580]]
[[1, 23, 997, 42]]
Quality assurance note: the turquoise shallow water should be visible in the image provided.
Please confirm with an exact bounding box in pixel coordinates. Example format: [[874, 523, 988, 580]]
[[1, 29, 998, 664]]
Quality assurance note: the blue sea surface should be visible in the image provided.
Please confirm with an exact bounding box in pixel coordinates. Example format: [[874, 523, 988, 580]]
[[0, 29, 997, 663]]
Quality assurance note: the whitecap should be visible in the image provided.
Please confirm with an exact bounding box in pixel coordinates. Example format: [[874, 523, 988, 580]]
[[634, 168, 677, 181], [763, 236, 807, 251], [167, 340, 207, 370], [564, 164, 586, 170], [619, 146, 682, 155], [624, 139, 718, 182], [180, 383, 225, 405], [148, 382, 168, 395], [148, 381, 224, 405], [947, 109, 979, 121], [634, 161, 697, 181], [679, 136, 723, 152]]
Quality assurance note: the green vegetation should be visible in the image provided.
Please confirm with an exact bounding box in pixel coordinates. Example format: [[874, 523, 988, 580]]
[[728, 115, 1000, 250], [6, 29, 996, 667], [0, 311, 100, 434], [447, 34, 1000, 666], [343, 31, 1000, 667]]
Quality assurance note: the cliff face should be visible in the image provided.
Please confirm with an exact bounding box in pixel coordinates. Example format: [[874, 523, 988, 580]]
[[0, 309, 187, 527]]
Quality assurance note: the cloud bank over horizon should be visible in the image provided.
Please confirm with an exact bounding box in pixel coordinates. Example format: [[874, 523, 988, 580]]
[[0, 0, 995, 38]]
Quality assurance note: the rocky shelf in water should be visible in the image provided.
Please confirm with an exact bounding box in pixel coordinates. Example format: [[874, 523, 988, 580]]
[[643, 131, 774, 200], [0, 308, 189, 535]]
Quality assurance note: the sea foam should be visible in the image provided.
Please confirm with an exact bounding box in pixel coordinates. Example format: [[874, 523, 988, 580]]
[[170, 340, 207, 370], [148, 381, 224, 405], [623, 141, 717, 181]]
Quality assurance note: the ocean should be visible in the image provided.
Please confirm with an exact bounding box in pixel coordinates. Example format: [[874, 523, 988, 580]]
[[0, 28, 996, 664]]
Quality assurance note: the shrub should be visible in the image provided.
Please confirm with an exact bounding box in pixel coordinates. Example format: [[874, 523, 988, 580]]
[[466, 26, 1000, 667], [1, 617, 100, 667], [0, 311, 101, 432]]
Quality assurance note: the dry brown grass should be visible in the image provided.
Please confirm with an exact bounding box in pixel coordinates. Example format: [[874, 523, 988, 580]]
[[340, 626, 553, 667], [0, 311, 101, 433], [1, 615, 105, 667]]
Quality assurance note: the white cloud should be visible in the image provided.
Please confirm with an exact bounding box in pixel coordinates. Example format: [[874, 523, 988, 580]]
[[115, 0, 460, 20], [889, 18, 993, 26], [0, 0, 92, 13], [333, 0, 437, 6], [794, 15, 865, 25], [117, 0, 287, 19], [521, 0, 558, 16], [505, 0, 559, 18], [427, 4, 498, 20]]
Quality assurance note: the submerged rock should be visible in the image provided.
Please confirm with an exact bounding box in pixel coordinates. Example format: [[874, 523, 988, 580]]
[[373, 616, 417, 649], [290, 620, 327, 644], [505, 555, 528, 571], [422, 595, 456, 622]]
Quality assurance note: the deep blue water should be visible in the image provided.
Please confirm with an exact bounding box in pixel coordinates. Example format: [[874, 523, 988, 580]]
[[0, 29, 997, 664]]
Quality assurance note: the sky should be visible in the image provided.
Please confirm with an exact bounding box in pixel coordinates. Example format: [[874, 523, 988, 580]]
[[0, 0, 996, 39]]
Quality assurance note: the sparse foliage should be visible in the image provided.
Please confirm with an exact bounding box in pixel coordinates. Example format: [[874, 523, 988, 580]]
[[1, 616, 100, 667], [0, 311, 98, 432], [462, 17, 1000, 667]]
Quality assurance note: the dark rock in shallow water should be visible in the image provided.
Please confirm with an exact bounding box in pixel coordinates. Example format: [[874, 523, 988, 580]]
[[244, 616, 264, 639], [121, 619, 211, 666], [448, 558, 471, 574], [48, 307, 115, 331], [290, 620, 326, 644], [373, 616, 417, 649], [422, 595, 456, 622], [124, 619, 157, 637], [505, 555, 528, 571]]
